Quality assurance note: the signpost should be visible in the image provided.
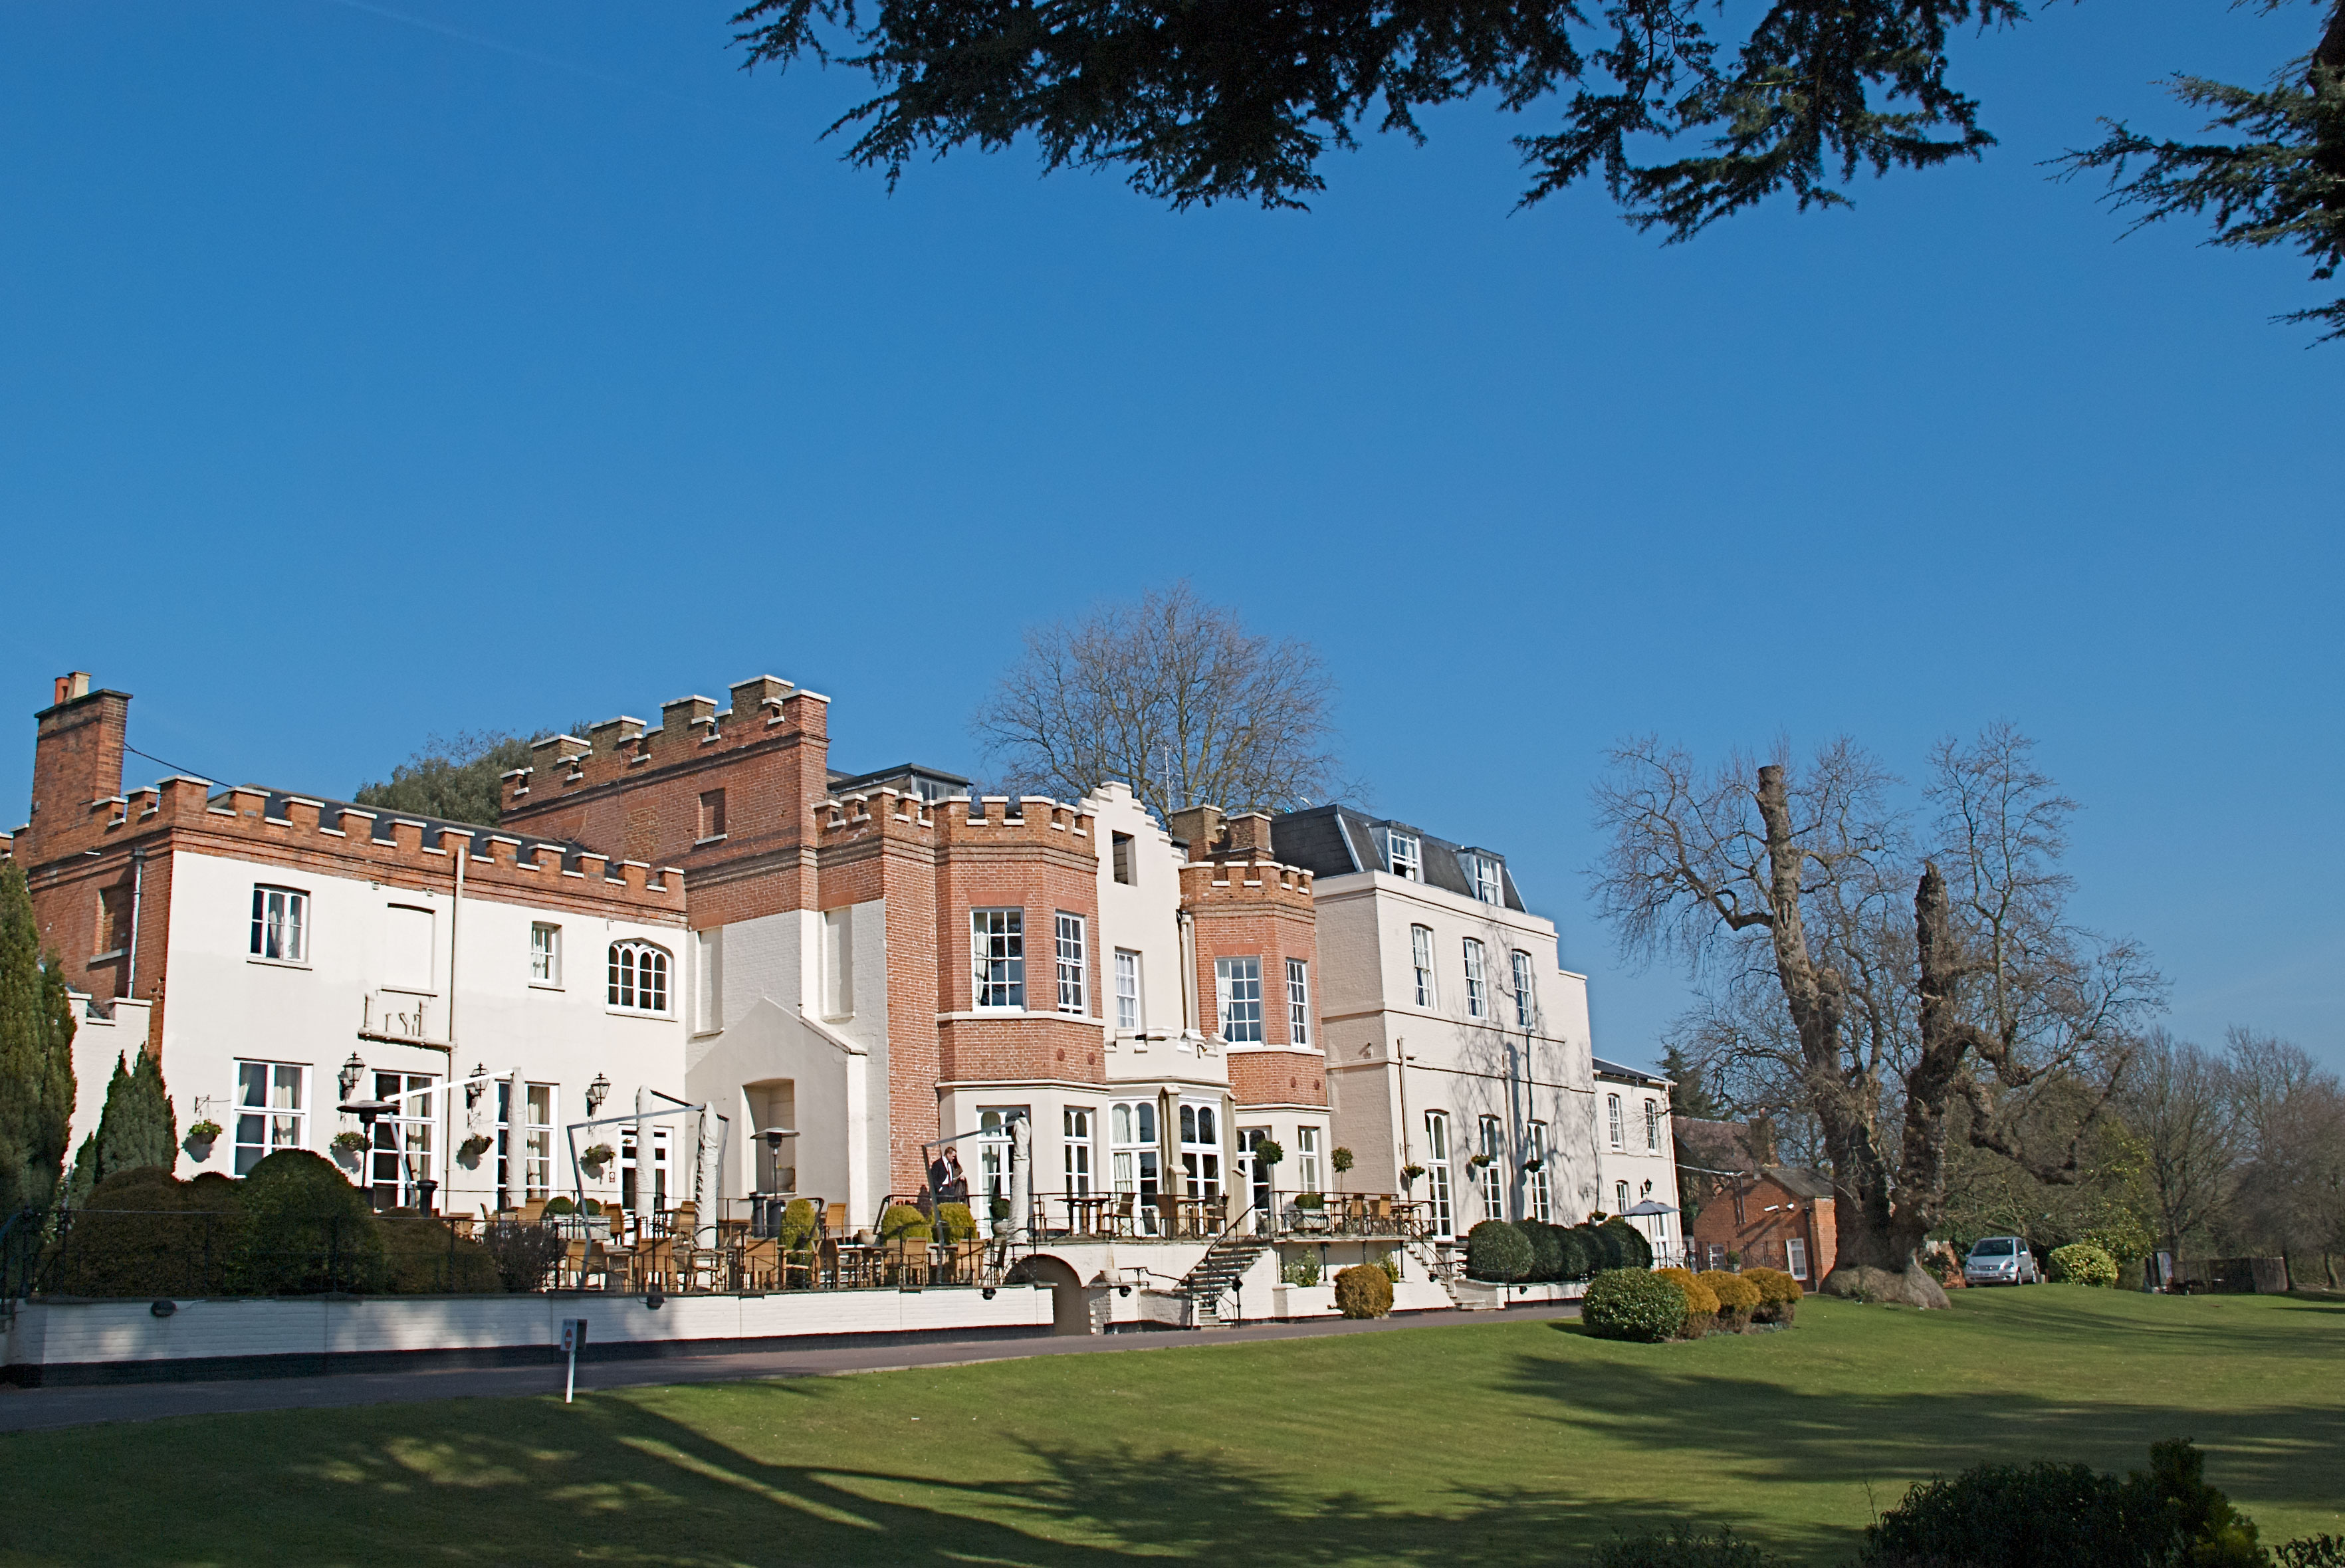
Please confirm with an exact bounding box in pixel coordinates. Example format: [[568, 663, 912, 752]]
[[560, 1318, 588, 1404]]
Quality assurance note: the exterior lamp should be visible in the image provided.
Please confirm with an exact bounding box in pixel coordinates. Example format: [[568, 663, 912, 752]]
[[467, 1063, 488, 1110], [586, 1073, 610, 1115], [339, 1052, 367, 1099]]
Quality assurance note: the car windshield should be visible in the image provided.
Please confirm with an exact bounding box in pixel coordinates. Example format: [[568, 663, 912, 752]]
[[1971, 1239, 2015, 1257]]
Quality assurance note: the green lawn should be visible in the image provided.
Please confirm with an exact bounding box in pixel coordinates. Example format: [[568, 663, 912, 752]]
[[5, 1289, 2340, 1566]]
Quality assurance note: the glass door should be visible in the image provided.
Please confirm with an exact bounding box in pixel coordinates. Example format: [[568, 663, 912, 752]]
[[1178, 1101, 1220, 1200], [1423, 1111, 1455, 1239], [368, 1071, 436, 1211], [1238, 1127, 1273, 1233], [1111, 1100, 1160, 1236]]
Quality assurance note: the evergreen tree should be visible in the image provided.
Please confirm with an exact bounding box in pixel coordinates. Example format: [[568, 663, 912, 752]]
[[64, 1133, 98, 1208], [93, 1050, 176, 1180], [1660, 1045, 1725, 1121], [0, 859, 76, 1217]]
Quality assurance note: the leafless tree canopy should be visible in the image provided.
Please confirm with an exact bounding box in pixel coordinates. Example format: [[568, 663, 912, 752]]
[[973, 583, 1346, 818], [1591, 725, 2161, 1305]]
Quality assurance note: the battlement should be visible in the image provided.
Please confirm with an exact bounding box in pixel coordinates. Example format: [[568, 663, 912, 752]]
[[814, 790, 1096, 848], [1179, 855, 1315, 909], [49, 775, 688, 919], [500, 675, 828, 813]]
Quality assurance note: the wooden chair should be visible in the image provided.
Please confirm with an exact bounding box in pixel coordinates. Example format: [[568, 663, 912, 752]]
[[884, 1237, 927, 1288], [580, 1242, 628, 1291], [826, 1202, 848, 1236], [1105, 1193, 1135, 1238], [514, 1198, 550, 1227]]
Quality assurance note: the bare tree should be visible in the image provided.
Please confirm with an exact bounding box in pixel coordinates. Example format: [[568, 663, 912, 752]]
[[973, 582, 1347, 817], [2223, 1028, 2345, 1282], [2121, 1028, 2242, 1270], [1593, 727, 2158, 1307]]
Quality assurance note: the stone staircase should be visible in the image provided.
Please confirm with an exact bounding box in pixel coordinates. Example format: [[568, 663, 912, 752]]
[[1178, 1232, 1273, 1326]]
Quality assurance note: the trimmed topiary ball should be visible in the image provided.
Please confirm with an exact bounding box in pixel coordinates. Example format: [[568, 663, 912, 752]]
[[778, 1198, 821, 1250], [1698, 1268, 1761, 1330], [1655, 1266, 1721, 1337], [1519, 1220, 1566, 1282], [1553, 1225, 1597, 1280], [1583, 1222, 1626, 1271], [238, 1149, 384, 1295], [1581, 1267, 1688, 1342], [879, 1203, 933, 1242], [1603, 1218, 1654, 1270], [1465, 1220, 1534, 1282], [1334, 1263, 1395, 1318], [2049, 1242, 2118, 1288], [1743, 1266, 1804, 1324]]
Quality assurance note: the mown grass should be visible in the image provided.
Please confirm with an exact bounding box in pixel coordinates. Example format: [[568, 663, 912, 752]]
[[3, 1288, 2338, 1566]]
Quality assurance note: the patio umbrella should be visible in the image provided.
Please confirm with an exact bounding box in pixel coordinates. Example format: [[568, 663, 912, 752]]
[[1618, 1198, 1678, 1217]]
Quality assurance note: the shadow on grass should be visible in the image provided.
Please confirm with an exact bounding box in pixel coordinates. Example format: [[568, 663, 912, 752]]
[[8, 1387, 1701, 1567], [1520, 1309, 2344, 1518]]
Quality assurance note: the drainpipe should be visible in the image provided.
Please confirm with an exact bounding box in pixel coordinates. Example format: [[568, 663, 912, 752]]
[[126, 845, 146, 993], [447, 843, 465, 1206], [1395, 1037, 1412, 1183]]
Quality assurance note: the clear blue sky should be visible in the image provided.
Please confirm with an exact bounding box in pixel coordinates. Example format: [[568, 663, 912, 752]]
[[4, 2, 2338, 1075]]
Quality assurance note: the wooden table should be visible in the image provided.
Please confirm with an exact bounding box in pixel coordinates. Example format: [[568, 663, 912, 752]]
[[1063, 1194, 1113, 1236]]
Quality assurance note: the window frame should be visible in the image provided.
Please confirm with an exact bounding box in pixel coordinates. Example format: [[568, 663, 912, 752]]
[[1216, 954, 1264, 1044], [1466, 853, 1505, 905], [1607, 1093, 1624, 1149], [1785, 1236, 1810, 1281], [1113, 949, 1142, 1032], [1526, 1120, 1553, 1222], [1054, 912, 1088, 1015], [1462, 938, 1489, 1019], [970, 908, 1026, 1010], [371, 1069, 439, 1210], [530, 922, 563, 988], [607, 940, 673, 1015], [233, 1060, 308, 1174], [1477, 1113, 1505, 1220], [696, 788, 726, 843], [1285, 958, 1310, 1047], [249, 884, 310, 966], [1644, 1098, 1661, 1152], [1063, 1105, 1095, 1196], [1410, 925, 1437, 1009], [1111, 832, 1135, 885], [1297, 1126, 1321, 1191], [1383, 830, 1422, 881], [1510, 949, 1536, 1028], [1422, 1110, 1454, 1238]]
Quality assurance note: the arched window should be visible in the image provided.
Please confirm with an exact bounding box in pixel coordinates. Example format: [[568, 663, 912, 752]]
[[608, 941, 671, 1014]]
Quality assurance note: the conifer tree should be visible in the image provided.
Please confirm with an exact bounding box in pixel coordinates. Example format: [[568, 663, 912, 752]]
[[0, 859, 77, 1216], [93, 1050, 176, 1180]]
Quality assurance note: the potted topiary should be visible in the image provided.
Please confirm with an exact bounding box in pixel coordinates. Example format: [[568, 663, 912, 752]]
[[1330, 1145, 1355, 1194]]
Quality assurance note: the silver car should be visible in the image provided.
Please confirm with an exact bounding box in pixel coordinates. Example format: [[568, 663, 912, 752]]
[[1963, 1236, 2042, 1286]]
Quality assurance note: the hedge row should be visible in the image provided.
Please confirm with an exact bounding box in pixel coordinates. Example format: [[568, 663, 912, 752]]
[[1464, 1217, 1654, 1283]]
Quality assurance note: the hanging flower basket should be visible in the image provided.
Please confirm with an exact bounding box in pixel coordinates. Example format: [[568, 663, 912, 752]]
[[330, 1131, 370, 1153], [458, 1133, 494, 1163], [186, 1119, 224, 1143], [581, 1143, 615, 1169]]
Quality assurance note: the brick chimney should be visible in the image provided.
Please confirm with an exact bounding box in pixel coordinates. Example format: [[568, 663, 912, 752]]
[[1165, 804, 1226, 856], [28, 674, 130, 858]]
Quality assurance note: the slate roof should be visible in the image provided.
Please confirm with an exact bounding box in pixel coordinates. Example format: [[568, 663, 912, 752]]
[[1593, 1055, 1672, 1088], [1268, 804, 1527, 912]]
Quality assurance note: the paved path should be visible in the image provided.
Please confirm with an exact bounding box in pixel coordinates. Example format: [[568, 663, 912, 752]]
[[0, 1304, 1578, 1434]]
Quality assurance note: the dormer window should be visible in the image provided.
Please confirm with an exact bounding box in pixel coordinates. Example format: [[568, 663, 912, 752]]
[[1383, 830, 1422, 881], [1464, 852, 1504, 904]]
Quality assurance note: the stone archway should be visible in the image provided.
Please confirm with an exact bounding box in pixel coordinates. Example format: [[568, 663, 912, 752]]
[[1006, 1252, 1098, 1336]]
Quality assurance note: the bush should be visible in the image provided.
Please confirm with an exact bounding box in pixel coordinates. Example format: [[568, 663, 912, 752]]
[[543, 1196, 575, 1216], [1581, 1267, 1686, 1342], [1376, 1249, 1402, 1284], [1466, 1219, 1534, 1282], [1553, 1225, 1598, 1280], [237, 1151, 385, 1294], [879, 1203, 932, 1242], [2277, 1537, 2345, 1567], [379, 1215, 501, 1293], [1604, 1218, 1655, 1270], [933, 1202, 977, 1242], [778, 1197, 821, 1250], [480, 1220, 564, 1293], [1700, 1269, 1761, 1331], [1519, 1219, 1567, 1282], [1334, 1263, 1394, 1318], [50, 1167, 246, 1297], [2049, 1242, 2119, 1288], [1655, 1266, 1720, 1338], [1282, 1254, 1323, 1287], [1743, 1266, 1803, 1325], [1591, 1527, 1787, 1566], [1860, 1440, 2261, 1568]]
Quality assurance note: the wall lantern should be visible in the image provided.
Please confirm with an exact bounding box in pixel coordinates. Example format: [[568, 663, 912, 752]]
[[467, 1063, 489, 1111], [338, 1052, 367, 1099], [586, 1073, 611, 1116]]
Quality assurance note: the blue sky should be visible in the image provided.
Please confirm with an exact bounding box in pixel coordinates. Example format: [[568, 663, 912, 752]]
[[4, 1, 2338, 1075]]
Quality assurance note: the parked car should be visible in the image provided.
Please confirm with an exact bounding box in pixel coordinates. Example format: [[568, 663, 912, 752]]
[[1963, 1236, 2042, 1286]]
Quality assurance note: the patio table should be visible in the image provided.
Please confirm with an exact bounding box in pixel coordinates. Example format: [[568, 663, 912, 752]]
[[1063, 1194, 1113, 1236]]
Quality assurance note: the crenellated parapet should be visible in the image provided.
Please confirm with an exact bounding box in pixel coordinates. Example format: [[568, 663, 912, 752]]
[[814, 790, 1095, 852], [1178, 856, 1315, 913], [499, 675, 828, 816]]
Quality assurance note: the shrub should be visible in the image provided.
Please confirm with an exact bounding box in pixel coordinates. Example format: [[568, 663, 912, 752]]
[[1743, 1266, 1803, 1325], [1375, 1249, 1402, 1284], [778, 1197, 822, 1250], [2277, 1536, 2345, 1567], [49, 1167, 246, 1297], [1282, 1254, 1323, 1287], [480, 1220, 565, 1293], [1860, 1440, 2261, 1568], [1519, 1219, 1566, 1282], [1582, 1222, 1625, 1271], [543, 1196, 575, 1216], [2049, 1242, 2119, 1288], [237, 1150, 386, 1294], [378, 1215, 501, 1293], [1604, 1218, 1654, 1270], [1656, 1266, 1720, 1338], [1553, 1225, 1597, 1280], [1334, 1263, 1394, 1318], [1700, 1269, 1761, 1331], [1592, 1527, 1787, 1566], [1465, 1220, 1533, 1282], [933, 1202, 977, 1242], [879, 1203, 932, 1242], [1581, 1267, 1686, 1342]]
